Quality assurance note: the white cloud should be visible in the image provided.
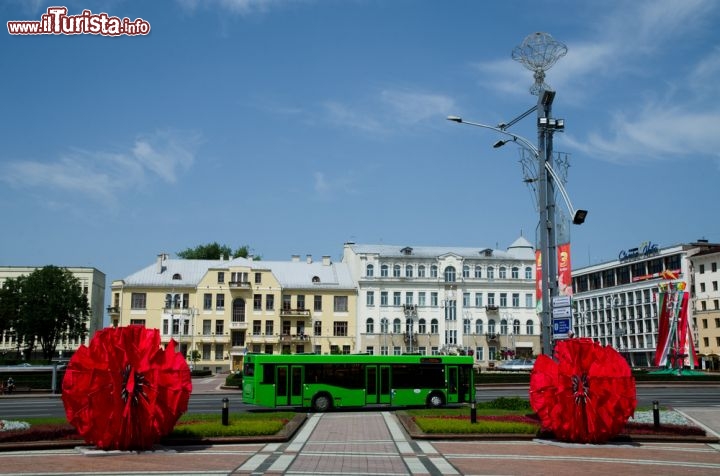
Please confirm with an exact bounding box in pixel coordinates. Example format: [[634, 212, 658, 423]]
[[321, 89, 456, 135], [313, 171, 356, 199], [1, 129, 201, 205]]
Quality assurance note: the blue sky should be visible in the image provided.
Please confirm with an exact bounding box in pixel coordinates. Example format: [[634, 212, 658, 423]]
[[2, 0, 719, 306]]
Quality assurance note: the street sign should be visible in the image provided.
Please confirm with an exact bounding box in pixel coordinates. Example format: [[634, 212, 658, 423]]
[[552, 295, 571, 307], [551, 306, 572, 318], [553, 317, 571, 339]]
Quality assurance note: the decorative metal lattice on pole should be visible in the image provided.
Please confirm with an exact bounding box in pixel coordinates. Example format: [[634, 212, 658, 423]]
[[512, 32, 568, 96]]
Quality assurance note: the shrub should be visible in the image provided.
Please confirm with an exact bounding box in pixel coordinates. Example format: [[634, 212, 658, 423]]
[[225, 373, 243, 387], [479, 397, 532, 411], [413, 416, 538, 435]]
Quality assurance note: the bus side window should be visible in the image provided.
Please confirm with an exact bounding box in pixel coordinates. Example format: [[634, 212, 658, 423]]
[[263, 364, 275, 384]]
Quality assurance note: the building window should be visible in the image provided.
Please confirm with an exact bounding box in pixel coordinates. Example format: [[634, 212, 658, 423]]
[[525, 293, 533, 308], [366, 264, 374, 277], [253, 294, 262, 311], [475, 266, 482, 278], [511, 267, 519, 279], [526, 320, 534, 335], [444, 300, 456, 320], [297, 295, 305, 310], [203, 293, 212, 310], [699, 264, 705, 274], [203, 319, 212, 335], [131, 293, 146, 310], [367, 291, 375, 306], [366, 318, 374, 333], [500, 319, 508, 334], [445, 330, 457, 345], [475, 319, 483, 334], [381, 265, 389, 277], [475, 293, 483, 307], [393, 292, 401, 306], [266, 295, 274, 310], [444, 266, 456, 282], [253, 320, 261, 335], [488, 319, 496, 334], [431, 319, 439, 333], [334, 296, 348, 312], [525, 267, 532, 279], [418, 292, 426, 306], [217, 272, 225, 284], [418, 265, 426, 277], [406, 265, 413, 277], [393, 265, 401, 277], [463, 265, 470, 278], [512, 293, 520, 307], [431, 292, 438, 306], [282, 295, 291, 311], [314, 295, 322, 311], [254, 272, 262, 284], [499, 267, 507, 279], [405, 292, 413, 305], [380, 291, 388, 306], [701, 283, 706, 293], [463, 319, 471, 333], [463, 292, 470, 307], [418, 319, 426, 333], [487, 266, 495, 279], [333, 321, 348, 336], [475, 346, 484, 361], [430, 265, 438, 278], [216, 320, 224, 335], [393, 318, 401, 333], [488, 293, 495, 306], [513, 320, 521, 335], [314, 321, 322, 336], [265, 320, 273, 335], [202, 344, 211, 360], [216, 294, 225, 310]]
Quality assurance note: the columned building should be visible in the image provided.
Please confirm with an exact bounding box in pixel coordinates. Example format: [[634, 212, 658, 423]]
[[343, 237, 540, 368], [0, 266, 105, 359], [571, 240, 719, 367], [110, 253, 356, 373]]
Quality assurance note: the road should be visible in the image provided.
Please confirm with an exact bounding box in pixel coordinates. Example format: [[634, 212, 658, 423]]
[[0, 385, 717, 419]]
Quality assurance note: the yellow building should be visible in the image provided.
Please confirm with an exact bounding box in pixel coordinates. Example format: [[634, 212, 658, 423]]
[[109, 253, 357, 373], [689, 247, 720, 370], [0, 266, 106, 359]]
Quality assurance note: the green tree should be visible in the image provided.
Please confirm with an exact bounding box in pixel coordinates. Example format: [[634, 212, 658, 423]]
[[0, 277, 24, 356], [14, 266, 90, 361], [177, 242, 261, 260]]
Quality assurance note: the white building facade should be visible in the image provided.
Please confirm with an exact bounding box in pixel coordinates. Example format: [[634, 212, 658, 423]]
[[343, 237, 540, 367], [571, 240, 719, 367]]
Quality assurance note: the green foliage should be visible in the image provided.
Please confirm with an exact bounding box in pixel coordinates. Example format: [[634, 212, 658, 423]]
[[177, 242, 261, 260], [225, 373, 243, 387], [479, 397, 532, 411], [171, 420, 284, 437], [413, 416, 538, 435], [0, 266, 89, 360]]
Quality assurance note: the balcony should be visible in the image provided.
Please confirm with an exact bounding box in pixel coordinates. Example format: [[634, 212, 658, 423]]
[[279, 308, 311, 318], [486, 333, 499, 341], [280, 333, 311, 342], [247, 334, 280, 344], [229, 281, 251, 289], [230, 321, 248, 330], [106, 306, 120, 315], [485, 305, 499, 312]]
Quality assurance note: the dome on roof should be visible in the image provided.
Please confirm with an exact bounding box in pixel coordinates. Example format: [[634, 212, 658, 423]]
[[508, 236, 533, 250]]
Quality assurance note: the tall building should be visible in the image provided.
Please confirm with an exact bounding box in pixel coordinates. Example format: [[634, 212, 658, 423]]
[[109, 253, 356, 372], [688, 246, 720, 370], [571, 240, 719, 367], [0, 266, 106, 359], [342, 237, 540, 367]]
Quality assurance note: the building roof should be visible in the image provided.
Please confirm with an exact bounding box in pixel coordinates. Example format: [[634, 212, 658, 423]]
[[347, 237, 535, 261], [120, 256, 355, 291]]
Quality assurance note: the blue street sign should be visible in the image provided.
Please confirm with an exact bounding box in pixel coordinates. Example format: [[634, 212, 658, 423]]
[[553, 317, 571, 339]]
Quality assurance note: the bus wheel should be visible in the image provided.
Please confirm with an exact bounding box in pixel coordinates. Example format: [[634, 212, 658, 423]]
[[312, 393, 333, 412], [426, 392, 445, 408]]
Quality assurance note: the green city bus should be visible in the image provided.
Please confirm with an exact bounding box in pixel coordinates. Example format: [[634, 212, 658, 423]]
[[242, 353, 475, 412]]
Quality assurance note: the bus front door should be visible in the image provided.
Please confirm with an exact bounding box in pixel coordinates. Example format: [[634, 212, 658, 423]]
[[447, 366, 459, 403], [365, 365, 392, 405], [275, 365, 304, 407]]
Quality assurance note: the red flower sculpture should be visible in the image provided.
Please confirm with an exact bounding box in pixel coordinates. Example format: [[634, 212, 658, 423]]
[[530, 338, 636, 443], [62, 325, 192, 450]]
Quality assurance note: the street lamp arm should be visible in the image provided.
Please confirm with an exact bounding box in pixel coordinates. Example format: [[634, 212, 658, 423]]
[[446, 116, 539, 157]]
